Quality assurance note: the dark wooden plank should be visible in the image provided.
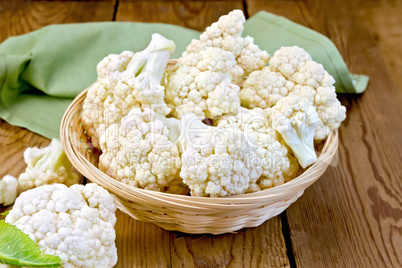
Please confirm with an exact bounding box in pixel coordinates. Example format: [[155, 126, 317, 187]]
[[114, 210, 171, 268], [170, 217, 289, 268], [248, 0, 402, 267], [0, 0, 116, 42], [116, 0, 244, 31]]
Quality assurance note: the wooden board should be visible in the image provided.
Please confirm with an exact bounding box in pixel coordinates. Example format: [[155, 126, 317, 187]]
[[247, 0, 402, 267]]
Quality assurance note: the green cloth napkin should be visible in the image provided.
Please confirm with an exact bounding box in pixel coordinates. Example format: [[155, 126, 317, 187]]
[[0, 11, 369, 139]]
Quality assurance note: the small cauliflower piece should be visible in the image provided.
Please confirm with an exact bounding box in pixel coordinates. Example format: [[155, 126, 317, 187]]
[[184, 9, 270, 83], [5, 183, 117, 268], [244, 46, 346, 142], [0, 175, 18, 206], [82, 34, 175, 149], [82, 51, 134, 149], [99, 108, 184, 193], [240, 67, 295, 109], [271, 95, 322, 168], [166, 47, 240, 120], [269, 46, 312, 78], [18, 139, 82, 191], [287, 84, 346, 140], [216, 108, 299, 190]]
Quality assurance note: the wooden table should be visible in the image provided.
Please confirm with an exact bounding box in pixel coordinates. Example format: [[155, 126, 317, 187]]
[[0, 0, 401, 267]]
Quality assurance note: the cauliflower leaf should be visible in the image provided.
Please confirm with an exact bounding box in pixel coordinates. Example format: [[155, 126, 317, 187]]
[[0, 221, 62, 267]]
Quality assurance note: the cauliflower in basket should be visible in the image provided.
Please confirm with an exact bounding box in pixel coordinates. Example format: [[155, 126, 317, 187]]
[[153, 112, 262, 197], [81, 51, 134, 149], [184, 9, 270, 84], [240, 46, 346, 142], [166, 47, 240, 120], [99, 107, 186, 194], [5, 183, 118, 268], [82, 34, 175, 149], [217, 107, 299, 190]]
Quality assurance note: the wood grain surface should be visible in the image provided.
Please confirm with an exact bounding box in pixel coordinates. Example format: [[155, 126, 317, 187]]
[[0, 0, 401, 267], [248, 0, 402, 267]]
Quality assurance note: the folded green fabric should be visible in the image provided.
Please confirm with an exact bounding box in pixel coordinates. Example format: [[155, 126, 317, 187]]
[[0, 11, 368, 139]]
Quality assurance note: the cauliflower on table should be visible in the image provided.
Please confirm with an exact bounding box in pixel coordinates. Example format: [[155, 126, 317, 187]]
[[0, 175, 18, 206], [4, 183, 117, 268], [18, 138, 82, 191]]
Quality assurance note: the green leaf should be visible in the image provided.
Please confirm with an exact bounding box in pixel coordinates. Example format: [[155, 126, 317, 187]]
[[0, 221, 62, 267], [0, 211, 9, 216]]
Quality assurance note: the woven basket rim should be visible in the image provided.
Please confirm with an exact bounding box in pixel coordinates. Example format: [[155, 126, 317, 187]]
[[61, 88, 338, 205]]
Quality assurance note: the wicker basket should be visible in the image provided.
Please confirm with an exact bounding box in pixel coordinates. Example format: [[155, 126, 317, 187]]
[[60, 88, 338, 235]]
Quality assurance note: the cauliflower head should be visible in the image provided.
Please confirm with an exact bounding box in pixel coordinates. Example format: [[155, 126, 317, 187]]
[[242, 46, 346, 141], [18, 139, 82, 191], [0, 175, 18, 206], [271, 95, 323, 168], [82, 51, 134, 149], [99, 107, 184, 193], [216, 107, 299, 190], [240, 67, 295, 109], [171, 114, 262, 197], [82, 34, 175, 149], [184, 9, 270, 84], [5, 183, 117, 268], [166, 47, 240, 120]]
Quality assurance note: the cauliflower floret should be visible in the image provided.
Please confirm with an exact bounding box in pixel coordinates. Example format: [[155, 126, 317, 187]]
[[96, 50, 134, 80], [99, 108, 184, 193], [246, 46, 346, 142], [151, 113, 262, 197], [216, 108, 299, 190], [18, 139, 82, 191], [166, 47, 240, 120], [82, 51, 135, 149], [271, 95, 322, 168], [184, 9, 270, 84], [0, 175, 18, 206], [82, 34, 175, 149], [269, 46, 312, 78], [178, 114, 262, 197], [290, 61, 335, 88], [240, 67, 295, 109], [5, 183, 117, 268]]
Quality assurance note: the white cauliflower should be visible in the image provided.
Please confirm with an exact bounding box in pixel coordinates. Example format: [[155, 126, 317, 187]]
[[270, 95, 322, 168], [166, 47, 240, 120], [240, 67, 295, 109], [216, 108, 299, 190], [18, 139, 82, 191], [288, 84, 346, 140], [82, 51, 134, 148], [269, 46, 312, 78], [5, 183, 117, 268], [99, 108, 184, 193], [242, 46, 346, 141], [153, 113, 262, 197], [184, 9, 270, 84], [0, 175, 18, 206], [82, 34, 175, 149]]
